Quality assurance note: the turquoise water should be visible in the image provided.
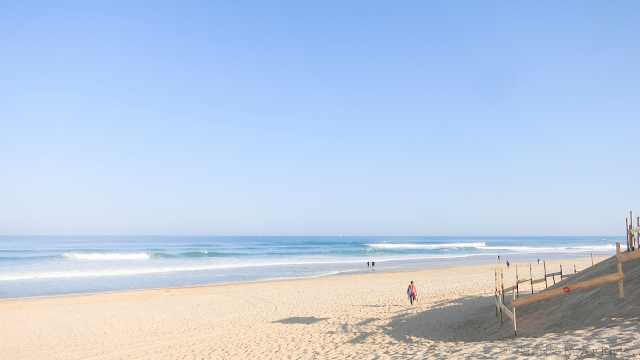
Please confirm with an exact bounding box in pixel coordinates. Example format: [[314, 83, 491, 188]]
[[0, 236, 619, 299]]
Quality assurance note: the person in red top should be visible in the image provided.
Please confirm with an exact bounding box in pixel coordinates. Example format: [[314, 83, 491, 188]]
[[407, 281, 417, 306]]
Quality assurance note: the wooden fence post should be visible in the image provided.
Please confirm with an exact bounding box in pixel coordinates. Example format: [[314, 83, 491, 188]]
[[513, 306, 517, 337], [500, 268, 504, 325], [544, 261, 548, 288], [591, 253, 594, 266], [530, 263, 534, 295], [560, 265, 563, 281], [516, 265, 519, 298], [495, 268, 498, 317], [617, 242, 624, 299], [501, 268, 505, 305]]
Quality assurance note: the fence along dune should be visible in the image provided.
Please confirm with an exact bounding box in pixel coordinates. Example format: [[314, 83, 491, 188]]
[[496, 251, 640, 338], [494, 213, 640, 336]]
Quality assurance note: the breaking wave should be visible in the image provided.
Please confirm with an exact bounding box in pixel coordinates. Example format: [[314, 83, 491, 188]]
[[60, 253, 151, 260], [365, 242, 487, 249]]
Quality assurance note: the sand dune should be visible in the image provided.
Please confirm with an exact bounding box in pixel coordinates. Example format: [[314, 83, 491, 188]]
[[512, 254, 640, 337], [1, 256, 639, 359]]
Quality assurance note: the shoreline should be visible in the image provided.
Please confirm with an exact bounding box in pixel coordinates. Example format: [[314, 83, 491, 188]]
[[1, 235, 619, 300], [0, 254, 608, 303]]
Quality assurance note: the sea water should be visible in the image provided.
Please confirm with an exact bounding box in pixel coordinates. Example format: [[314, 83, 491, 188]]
[[0, 236, 619, 299]]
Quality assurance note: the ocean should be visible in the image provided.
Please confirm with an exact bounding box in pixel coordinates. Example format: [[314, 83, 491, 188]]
[[0, 236, 619, 299]]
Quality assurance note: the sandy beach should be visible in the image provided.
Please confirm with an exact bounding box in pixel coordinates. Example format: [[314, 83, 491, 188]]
[[2, 255, 639, 359]]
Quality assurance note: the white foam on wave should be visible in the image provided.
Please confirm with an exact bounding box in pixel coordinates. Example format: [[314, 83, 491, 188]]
[[365, 242, 616, 253], [0, 254, 490, 282], [482, 244, 616, 252], [0, 262, 299, 281], [1, 243, 617, 282], [365, 242, 487, 249], [61, 253, 151, 260]]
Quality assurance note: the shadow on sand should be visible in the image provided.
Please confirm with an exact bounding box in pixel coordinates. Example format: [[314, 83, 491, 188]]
[[382, 295, 515, 343], [382, 291, 639, 343], [273, 316, 328, 325]]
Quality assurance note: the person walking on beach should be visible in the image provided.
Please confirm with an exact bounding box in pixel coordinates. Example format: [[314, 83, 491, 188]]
[[367, 262, 370, 267], [372, 261, 375, 267], [506, 261, 510, 269], [407, 281, 417, 306]]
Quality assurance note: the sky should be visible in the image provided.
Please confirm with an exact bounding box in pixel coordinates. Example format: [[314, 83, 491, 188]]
[[1, 1, 639, 236]]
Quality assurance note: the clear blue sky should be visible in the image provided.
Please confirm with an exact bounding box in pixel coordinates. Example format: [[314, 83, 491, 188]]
[[1, 1, 639, 236]]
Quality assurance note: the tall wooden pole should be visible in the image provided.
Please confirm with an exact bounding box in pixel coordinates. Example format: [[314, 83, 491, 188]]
[[591, 253, 594, 266], [632, 211, 635, 250], [617, 242, 624, 299], [544, 261, 548, 288], [560, 264, 563, 281], [627, 218, 631, 251], [637, 216, 640, 251]]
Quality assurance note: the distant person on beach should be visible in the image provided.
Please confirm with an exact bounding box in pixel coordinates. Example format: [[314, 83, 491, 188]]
[[407, 281, 417, 306], [497, 255, 500, 263], [372, 261, 375, 267], [367, 262, 370, 267], [538, 259, 540, 265], [506, 261, 510, 269]]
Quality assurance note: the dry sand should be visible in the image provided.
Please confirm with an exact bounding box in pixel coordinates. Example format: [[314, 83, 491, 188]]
[[1, 256, 639, 359]]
